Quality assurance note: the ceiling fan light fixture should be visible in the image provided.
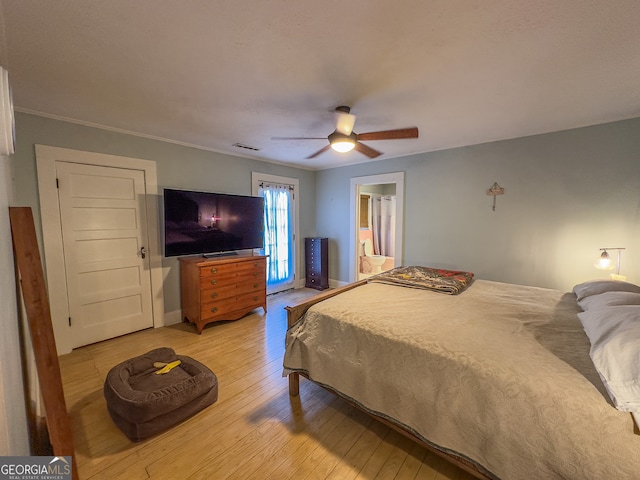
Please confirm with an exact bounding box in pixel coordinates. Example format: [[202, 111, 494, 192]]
[[329, 131, 357, 153], [331, 139, 356, 153], [336, 112, 356, 135], [273, 106, 418, 159]]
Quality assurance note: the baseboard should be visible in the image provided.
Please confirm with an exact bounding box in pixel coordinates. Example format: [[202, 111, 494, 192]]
[[162, 309, 182, 326]]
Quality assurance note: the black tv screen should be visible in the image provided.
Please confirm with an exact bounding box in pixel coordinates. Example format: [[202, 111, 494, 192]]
[[163, 188, 265, 257]]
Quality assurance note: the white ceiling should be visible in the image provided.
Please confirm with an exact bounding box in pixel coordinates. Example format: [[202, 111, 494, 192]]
[[2, 1, 640, 170]]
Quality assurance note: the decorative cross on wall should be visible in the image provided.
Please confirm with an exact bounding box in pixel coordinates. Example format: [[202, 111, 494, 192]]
[[486, 182, 505, 211]]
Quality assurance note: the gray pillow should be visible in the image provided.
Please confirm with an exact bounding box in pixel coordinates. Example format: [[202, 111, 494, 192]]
[[578, 305, 640, 413], [578, 290, 640, 311], [572, 280, 640, 301]]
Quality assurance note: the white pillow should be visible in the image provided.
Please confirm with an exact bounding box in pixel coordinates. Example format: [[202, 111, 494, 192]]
[[572, 280, 640, 301], [578, 305, 640, 412], [578, 290, 640, 311]]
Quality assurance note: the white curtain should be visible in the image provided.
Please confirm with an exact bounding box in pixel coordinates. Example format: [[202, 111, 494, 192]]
[[371, 195, 396, 256], [258, 181, 294, 289]]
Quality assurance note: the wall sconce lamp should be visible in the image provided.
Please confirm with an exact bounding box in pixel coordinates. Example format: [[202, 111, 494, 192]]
[[596, 247, 626, 280]]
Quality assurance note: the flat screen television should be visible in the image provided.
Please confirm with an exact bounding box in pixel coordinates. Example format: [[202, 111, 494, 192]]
[[163, 188, 265, 257]]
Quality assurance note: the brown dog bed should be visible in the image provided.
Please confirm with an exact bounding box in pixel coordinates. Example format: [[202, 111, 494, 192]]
[[104, 347, 218, 441]]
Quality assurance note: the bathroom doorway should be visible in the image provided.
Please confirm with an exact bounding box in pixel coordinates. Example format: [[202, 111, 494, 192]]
[[349, 173, 404, 283]]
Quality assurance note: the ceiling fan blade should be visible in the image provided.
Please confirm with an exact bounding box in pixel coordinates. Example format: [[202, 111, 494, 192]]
[[306, 144, 332, 159], [354, 142, 382, 159], [356, 127, 419, 141], [271, 136, 326, 140]]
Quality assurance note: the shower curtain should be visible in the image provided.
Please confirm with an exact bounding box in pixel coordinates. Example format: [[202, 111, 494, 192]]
[[371, 195, 396, 257]]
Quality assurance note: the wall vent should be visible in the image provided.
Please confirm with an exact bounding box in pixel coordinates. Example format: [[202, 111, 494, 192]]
[[232, 143, 261, 151]]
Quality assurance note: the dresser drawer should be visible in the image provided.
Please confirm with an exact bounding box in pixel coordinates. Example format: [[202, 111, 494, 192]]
[[200, 259, 265, 280], [200, 290, 267, 321], [200, 268, 265, 290], [200, 278, 265, 302]]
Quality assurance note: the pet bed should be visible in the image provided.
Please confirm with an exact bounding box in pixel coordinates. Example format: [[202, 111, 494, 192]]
[[104, 347, 218, 441]]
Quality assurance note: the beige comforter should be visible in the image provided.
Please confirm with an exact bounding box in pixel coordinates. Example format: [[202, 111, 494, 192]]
[[283, 280, 640, 479]]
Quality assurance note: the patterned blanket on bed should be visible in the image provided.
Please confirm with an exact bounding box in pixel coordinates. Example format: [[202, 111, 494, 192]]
[[368, 265, 474, 294]]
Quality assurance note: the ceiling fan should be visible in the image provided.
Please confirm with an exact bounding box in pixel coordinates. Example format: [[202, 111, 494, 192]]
[[272, 106, 419, 159]]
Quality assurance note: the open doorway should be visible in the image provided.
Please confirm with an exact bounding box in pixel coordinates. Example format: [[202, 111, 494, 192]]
[[358, 185, 397, 280], [349, 173, 404, 283]]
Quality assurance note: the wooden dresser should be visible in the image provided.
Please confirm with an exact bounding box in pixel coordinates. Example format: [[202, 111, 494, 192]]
[[179, 254, 267, 333], [305, 237, 329, 290]]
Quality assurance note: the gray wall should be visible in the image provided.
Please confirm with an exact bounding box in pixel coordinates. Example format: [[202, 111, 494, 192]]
[[11, 113, 317, 315], [316, 118, 640, 291], [0, 153, 29, 455], [10, 112, 640, 300]]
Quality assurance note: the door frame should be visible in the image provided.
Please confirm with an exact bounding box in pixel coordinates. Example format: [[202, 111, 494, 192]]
[[36, 145, 164, 355], [251, 172, 301, 290], [349, 172, 405, 283]]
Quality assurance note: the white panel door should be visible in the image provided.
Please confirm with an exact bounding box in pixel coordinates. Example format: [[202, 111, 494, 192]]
[[56, 162, 153, 348]]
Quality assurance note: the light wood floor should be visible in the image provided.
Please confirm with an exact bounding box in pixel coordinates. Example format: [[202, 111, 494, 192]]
[[59, 287, 476, 480]]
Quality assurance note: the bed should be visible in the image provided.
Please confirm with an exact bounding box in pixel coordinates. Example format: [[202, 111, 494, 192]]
[[283, 266, 640, 480]]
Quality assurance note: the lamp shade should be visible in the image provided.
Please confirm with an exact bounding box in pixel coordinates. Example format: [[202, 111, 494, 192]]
[[331, 140, 355, 153], [328, 131, 356, 153], [335, 112, 356, 135], [597, 250, 612, 270]]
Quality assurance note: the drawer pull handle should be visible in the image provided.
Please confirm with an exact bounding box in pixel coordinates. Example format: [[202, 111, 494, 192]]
[[253, 283, 259, 288], [253, 262, 258, 267], [210, 279, 218, 285], [210, 292, 218, 299], [210, 268, 218, 274], [253, 272, 258, 277], [253, 296, 259, 301], [211, 307, 218, 313]]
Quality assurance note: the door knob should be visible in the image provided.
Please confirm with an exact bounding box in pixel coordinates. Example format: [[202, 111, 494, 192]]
[[139, 246, 147, 259]]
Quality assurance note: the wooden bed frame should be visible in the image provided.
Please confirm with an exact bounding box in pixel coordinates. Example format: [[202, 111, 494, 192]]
[[285, 281, 493, 480]]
